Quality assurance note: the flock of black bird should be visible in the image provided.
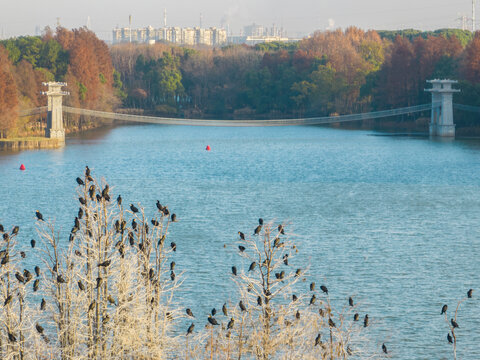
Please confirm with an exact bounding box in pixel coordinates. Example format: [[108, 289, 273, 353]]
[[0, 166, 476, 357]]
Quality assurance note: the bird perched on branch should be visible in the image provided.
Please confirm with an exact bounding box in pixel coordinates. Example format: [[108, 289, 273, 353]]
[[467, 289, 473, 298], [451, 318, 459, 328], [441, 304, 448, 315], [130, 204, 139, 213], [35, 211, 44, 221], [382, 343, 388, 354], [76, 177, 84, 186], [207, 315, 219, 326], [364, 314, 369, 327], [187, 323, 194, 335], [320, 285, 328, 294]]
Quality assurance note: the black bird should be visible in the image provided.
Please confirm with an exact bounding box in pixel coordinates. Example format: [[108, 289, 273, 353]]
[[23, 269, 32, 282], [1, 253, 9, 265], [35, 266, 40, 277], [315, 333, 321, 346], [36, 324, 44, 334], [75, 250, 82, 257], [35, 210, 44, 221], [117, 195, 122, 205], [162, 207, 170, 216], [320, 285, 328, 294], [354, 313, 359, 321], [295, 310, 301, 320], [451, 318, 459, 328], [85, 166, 91, 176], [88, 301, 96, 312], [74, 217, 80, 229], [151, 219, 159, 227], [0, 224, 3, 232], [211, 308, 217, 316], [76, 177, 84, 186], [258, 218, 264, 225], [156, 200, 162, 211], [239, 301, 247, 312], [15, 272, 25, 283], [149, 268, 155, 279], [96, 277, 102, 289], [441, 304, 448, 315], [292, 294, 298, 302], [364, 314, 369, 327], [78, 280, 85, 291], [310, 295, 316, 305], [207, 315, 219, 326], [40, 298, 46, 310], [257, 296, 263, 306], [171, 214, 177, 222], [187, 323, 194, 335], [96, 194, 102, 202], [20, 251, 26, 258], [170, 261, 176, 271], [283, 254, 288, 265], [278, 224, 285, 234], [186, 308, 194, 317], [222, 303, 228, 316], [349, 297, 354, 307], [248, 262, 257, 271], [254, 225, 262, 235], [310, 282, 315, 291], [78, 208, 84, 219], [31, 239, 36, 248], [33, 279, 39, 292], [102, 185, 109, 198], [86, 185, 94, 200], [238, 231, 245, 240], [171, 242, 177, 251], [3, 233, 9, 241], [128, 232, 135, 246], [107, 295, 116, 305], [103, 193, 111, 202], [79, 197, 86, 205], [239, 245, 246, 252], [130, 204, 139, 213], [57, 275, 66, 284], [12, 226, 19, 235], [8, 332, 16, 343], [170, 271, 176, 281], [468, 289, 473, 298], [4, 295, 12, 306], [447, 332, 453, 344], [227, 318, 235, 329], [295, 269, 301, 277], [232, 266, 237, 276], [328, 318, 336, 328], [382, 343, 388, 354], [98, 259, 111, 267]]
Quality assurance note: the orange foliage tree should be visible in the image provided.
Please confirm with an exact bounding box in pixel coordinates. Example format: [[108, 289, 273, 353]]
[[0, 45, 18, 138]]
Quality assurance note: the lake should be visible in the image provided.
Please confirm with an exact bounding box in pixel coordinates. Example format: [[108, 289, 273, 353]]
[[0, 124, 479, 358]]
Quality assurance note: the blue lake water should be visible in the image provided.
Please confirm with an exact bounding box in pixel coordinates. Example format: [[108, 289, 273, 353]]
[[0, 124, 479, 358]]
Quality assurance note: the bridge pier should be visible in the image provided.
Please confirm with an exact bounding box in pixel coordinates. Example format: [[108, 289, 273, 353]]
[[425, 80, 460, 137], [41, 82, 69, 141]]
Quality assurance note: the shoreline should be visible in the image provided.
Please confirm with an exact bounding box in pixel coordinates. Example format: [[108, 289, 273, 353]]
[[0, 137, 65, 151]]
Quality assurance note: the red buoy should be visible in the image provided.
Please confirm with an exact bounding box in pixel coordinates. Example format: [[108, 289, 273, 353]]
[[206, 145, 211, 151], [19, 164, 26, 171]]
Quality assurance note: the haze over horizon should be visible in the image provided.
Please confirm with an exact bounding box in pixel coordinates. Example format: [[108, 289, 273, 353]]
[[0, 0, 475, 41]]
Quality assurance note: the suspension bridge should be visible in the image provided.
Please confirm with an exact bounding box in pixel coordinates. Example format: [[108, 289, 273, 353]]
[[19, 79, 478, 144]]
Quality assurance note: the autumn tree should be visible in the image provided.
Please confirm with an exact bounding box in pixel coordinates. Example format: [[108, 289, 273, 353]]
[[0, 45, 18, 138]]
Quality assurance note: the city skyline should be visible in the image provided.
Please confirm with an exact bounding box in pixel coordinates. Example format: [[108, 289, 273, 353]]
[[0, 0, 476, 41]]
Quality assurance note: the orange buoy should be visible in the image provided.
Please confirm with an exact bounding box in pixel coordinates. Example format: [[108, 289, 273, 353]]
[[206, 145, 211, 151], [19, 164, 26, 171]]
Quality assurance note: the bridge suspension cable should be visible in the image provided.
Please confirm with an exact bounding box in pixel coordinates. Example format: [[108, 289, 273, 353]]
[[60, 104, 432, 127], [453, 103, 480, 113]]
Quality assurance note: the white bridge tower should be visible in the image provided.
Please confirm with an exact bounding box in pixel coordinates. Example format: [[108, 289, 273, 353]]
[[425, 79, 460, 137]]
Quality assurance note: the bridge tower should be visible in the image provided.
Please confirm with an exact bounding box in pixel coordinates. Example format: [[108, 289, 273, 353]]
[[41, 82, 69, 140], [425, 79, 460, 137]]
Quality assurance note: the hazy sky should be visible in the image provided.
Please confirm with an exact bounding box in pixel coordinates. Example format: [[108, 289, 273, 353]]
[[0, 0, 475, 40]]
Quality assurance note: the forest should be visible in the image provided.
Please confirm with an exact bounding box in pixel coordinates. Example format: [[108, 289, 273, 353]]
[[1, 27, 480, 137]]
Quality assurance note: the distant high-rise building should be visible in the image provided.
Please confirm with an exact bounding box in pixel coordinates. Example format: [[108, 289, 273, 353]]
[[112, 25, 227, 46]]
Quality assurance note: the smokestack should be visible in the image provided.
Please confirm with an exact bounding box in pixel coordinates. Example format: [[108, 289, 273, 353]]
[[473, 0, 476, 32], [164, 8, 167, 27], [129, 14, 132, 42]]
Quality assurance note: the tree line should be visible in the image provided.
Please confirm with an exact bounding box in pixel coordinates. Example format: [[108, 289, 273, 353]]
[[1, 27, 480, 138]]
